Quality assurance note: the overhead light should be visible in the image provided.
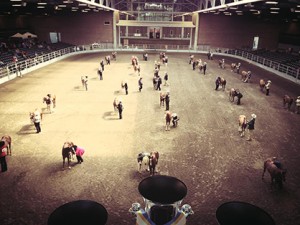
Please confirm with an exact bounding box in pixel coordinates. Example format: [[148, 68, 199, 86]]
[[10, 0, 22, 1], [270, 11, 279, 14], [270, 8, 279, 10], [38, 2, 47, 5], [265, 1, 278, 4], [37, 6, 45, 8], [253, 10, 261, 14], [230, 7, 238, 10], [295, 10, 300, 13], [58, 5, 67, 7], [79, 3, 87, 6], [236, 10, 242, 13], [12, 4, 22, 7]]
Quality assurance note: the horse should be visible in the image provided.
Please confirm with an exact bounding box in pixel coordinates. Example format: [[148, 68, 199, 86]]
[[219, 59, 225, 69], [231, 63, 236, 71], [238, 115, 247, 137], [229, 88, 243, 105], [137, 152, 150, 173], [262, 158, 287, 189], [241, 71, 251, 82], [149, 151, 159, 176], [113, 97, 120, 112], [219, 77, 226, 91], [43, 94, 53, 113], [160, 92, 166, 107], [62, 142, 75, 169], [165, 111, 172, 131], [283, 95, 294, 111], [1, 135, 12, 156], [259, 79, 266, 92]]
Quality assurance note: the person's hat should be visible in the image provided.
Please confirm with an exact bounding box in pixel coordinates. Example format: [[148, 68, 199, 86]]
[[297, 96, 300, 99], [267, 80, 271, 83], [251, 114, 257, 119]]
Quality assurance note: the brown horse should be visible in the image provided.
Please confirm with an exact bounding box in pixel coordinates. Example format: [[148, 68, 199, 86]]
[[283, 95, 294, 110], [62, 141, 75, 169], [241, 71, 251, 82], [259, 79, 266, 92], [165, 111, 172, 131], [219, 77, 226, 91], [231, 63, 236, 71], [238, 115, 247, 137], [149, 151, 159, 176], [113, 97, 120, 112], [262, 158, 287, 189], [1, 135, 12, 156], [229, 88, 243, 105], [160, 92, 166, 107]]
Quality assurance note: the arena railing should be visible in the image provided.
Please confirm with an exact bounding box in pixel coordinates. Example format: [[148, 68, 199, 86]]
[[0, 44, 299, 85], [225, 49, 300, 81]]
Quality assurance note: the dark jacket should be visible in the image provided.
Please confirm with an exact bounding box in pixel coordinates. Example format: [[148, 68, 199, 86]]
[[247, 118, 255, 130]]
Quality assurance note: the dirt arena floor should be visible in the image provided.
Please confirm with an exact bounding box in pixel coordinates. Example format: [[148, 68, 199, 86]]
[[0, 52, 300, 225]]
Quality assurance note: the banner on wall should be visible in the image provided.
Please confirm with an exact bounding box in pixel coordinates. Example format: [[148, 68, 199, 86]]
[[49, 32, 61, 43], [252, 36, 259, 50]]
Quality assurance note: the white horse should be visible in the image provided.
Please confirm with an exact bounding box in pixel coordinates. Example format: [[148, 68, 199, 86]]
[[137, 152, 150, 173], [238, 115, 247, 137]]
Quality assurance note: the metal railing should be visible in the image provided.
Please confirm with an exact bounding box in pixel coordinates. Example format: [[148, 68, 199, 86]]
[[1, 44, 299, 84], [226, 49, 300, 80]]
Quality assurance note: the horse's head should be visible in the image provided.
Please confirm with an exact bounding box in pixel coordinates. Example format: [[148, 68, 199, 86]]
[[149, 152, 159, 166]]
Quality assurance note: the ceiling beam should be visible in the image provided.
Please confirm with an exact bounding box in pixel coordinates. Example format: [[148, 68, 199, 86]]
[[182, 0, 265, 15]]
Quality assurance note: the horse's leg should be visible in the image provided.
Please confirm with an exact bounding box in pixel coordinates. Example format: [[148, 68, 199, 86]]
[[62, 157, 65, 168], [67, 156, 71, 169]]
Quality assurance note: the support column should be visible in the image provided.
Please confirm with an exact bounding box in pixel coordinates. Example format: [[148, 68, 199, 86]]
[[192, 13, 199, 51], [113, 11, 119, 49], [181, 16, 184, 38]]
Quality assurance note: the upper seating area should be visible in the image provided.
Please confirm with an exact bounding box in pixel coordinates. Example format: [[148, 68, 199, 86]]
[[227, 48, 300, 69], [0, 38, 75, 67]]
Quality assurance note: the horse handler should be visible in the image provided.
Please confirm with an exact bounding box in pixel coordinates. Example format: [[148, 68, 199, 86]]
[[0, 141, 8, 172], [246, 114, 256, 141], [74, 145, 85, 164]]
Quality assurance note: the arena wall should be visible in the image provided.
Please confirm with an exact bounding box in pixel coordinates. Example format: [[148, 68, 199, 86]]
[[28, 12, 114, 45], [197, 14, 284, 50]]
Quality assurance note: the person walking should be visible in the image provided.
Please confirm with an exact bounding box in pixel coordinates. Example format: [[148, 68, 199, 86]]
[[73, 145, 85, 164], [117, 101, 124, 119], [192, 60, 196, 70], [156, 76, 162, 91], [164, 72, 169, 86], [138, 77, 143, 92], [98, 67, 103, 80], [33, 108, 42, 133], [203, 62, 207, 75], [0, 141, 8, 172], [124, 82, 128, 95], [265, 80, 271, 96], [100, 59, 105, 71], [84, 76, 88, 91], [215, 77, 221, 90], [295, 96, 300, 114], [165, 92, 170, 111], [246, 114, 256, 141]]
